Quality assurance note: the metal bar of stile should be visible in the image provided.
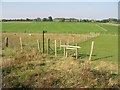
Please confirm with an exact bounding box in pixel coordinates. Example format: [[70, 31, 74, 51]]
[[61, 45, 81, 48]]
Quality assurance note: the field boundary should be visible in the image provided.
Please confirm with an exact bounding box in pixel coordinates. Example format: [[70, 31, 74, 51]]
[[96, 24, 108, 32]]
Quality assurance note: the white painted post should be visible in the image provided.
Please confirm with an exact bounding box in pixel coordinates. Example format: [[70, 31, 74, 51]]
[[55, 40, 57, 56], [37, 39, 40, 52], [20, 37, 23, 50], [89, 41, 94, 60]]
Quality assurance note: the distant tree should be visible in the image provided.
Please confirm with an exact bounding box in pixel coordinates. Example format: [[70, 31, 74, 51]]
[[36, 18, 41, 21], [26, 18, 30, 21], [101, 19, 109, 23], [60, 18, 65, 22], [2, 19, 7, 22], [48, 16, 53, 21], [82, 19, 87, 22], [42, 18, 48, 21]]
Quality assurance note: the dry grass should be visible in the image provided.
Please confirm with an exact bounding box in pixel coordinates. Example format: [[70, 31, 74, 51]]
[[2, 33, 119, 88], [2, 50, 118, 88]]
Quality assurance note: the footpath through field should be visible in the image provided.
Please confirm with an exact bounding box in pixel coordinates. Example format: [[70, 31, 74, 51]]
[[96, 24, 108, 32]]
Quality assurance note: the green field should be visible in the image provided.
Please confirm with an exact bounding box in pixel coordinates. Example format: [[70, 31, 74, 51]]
[[2, 21, 118, 63], [2, 22, 118, 34], [2, 21, 119, 88]]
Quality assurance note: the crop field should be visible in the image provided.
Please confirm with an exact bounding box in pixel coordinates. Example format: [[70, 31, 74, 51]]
[[1, 22, 119, 88]]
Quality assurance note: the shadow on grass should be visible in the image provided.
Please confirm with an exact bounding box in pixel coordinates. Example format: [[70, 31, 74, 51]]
[[77, 53, 96, 59], [93, 55, 113, 61]]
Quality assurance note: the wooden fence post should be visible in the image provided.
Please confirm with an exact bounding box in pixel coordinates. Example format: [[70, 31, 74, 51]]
[[64, 43, 66, 57], [55, 40, 57, 56], [5, 37, 8, 47], [89, 41, 94, 60], [76, 43, 78, 59], [47, 38, 50, 54], [60, 39, 61, 50], [37, 39, 40, 52], [20, 37, 23, 50]]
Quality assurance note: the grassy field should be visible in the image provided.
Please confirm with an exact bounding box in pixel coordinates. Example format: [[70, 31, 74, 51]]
[[2, 22, 118, 34], [2, 21, 119, 88]]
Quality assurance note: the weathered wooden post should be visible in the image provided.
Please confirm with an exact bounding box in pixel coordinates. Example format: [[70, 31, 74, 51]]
[[64, 43, 66, 57], [76, 43, 78, 59], [55, 40, 57, 56], [60, 39, 61, 50], [37, 39, 40, 52], [42, 30, 47, 53], [89, 41, 94, 60], [47, 38, 50, 54], [20, 37, 23, 50], [5, 37, 8, 47]]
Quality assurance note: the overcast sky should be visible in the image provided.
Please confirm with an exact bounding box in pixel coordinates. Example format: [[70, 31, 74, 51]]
[[1, 2, 118, 20]]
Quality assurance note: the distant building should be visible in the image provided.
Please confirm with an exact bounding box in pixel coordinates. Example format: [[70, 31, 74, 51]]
[[54, 18, 65, 22], [69, 18, 79, 22]]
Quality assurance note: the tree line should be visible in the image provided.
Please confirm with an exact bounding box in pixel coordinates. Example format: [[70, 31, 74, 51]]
[[2, 16, 118, 23]]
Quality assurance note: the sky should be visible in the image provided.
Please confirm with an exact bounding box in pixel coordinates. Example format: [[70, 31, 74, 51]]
[[1, 0, 120, 2], [1, 1, 119, 20]]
